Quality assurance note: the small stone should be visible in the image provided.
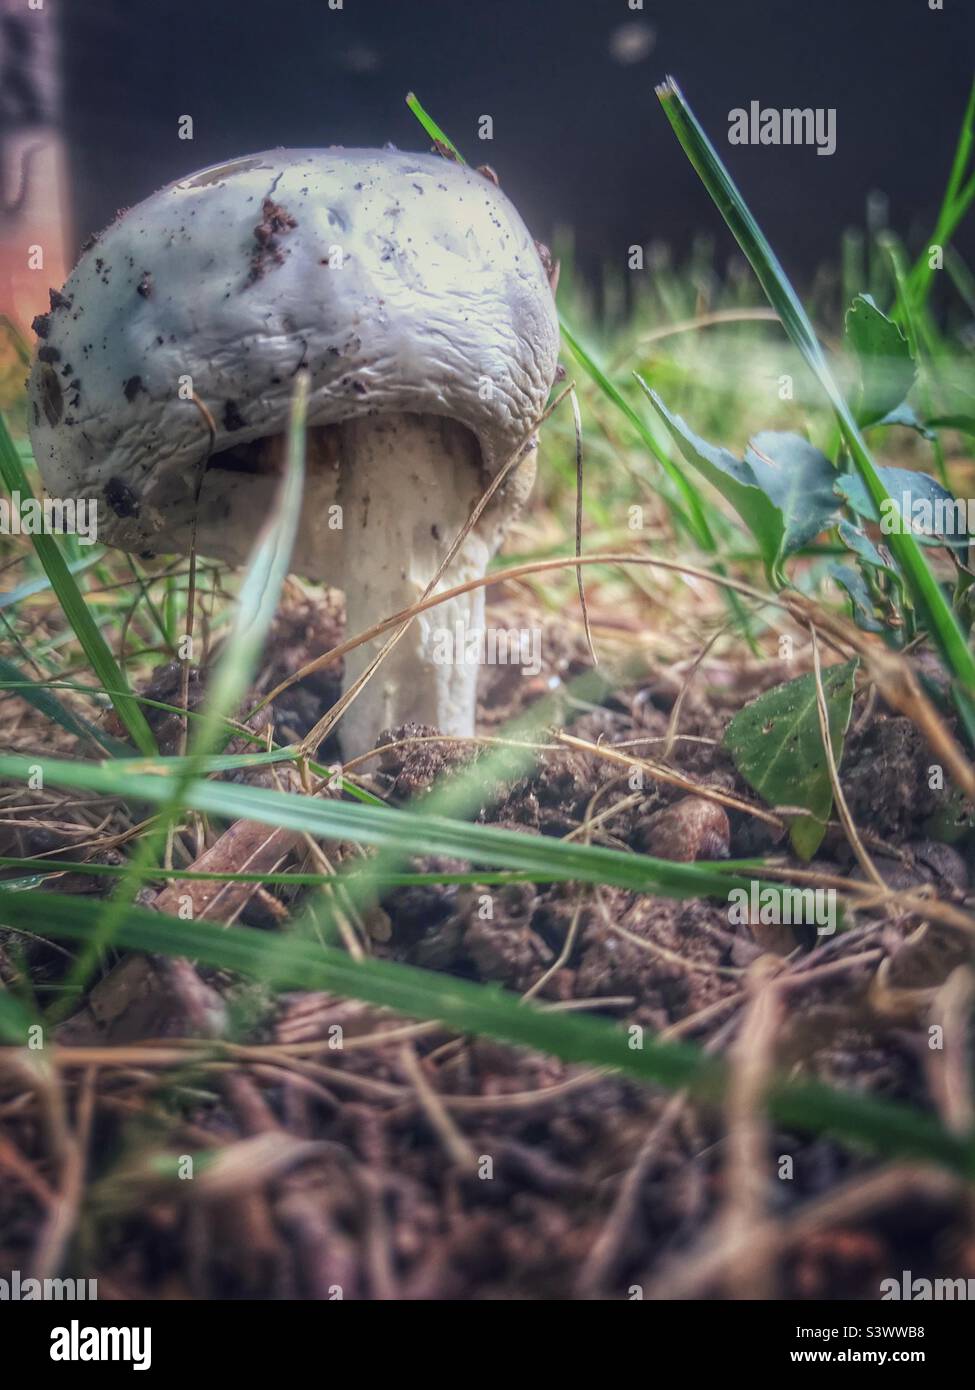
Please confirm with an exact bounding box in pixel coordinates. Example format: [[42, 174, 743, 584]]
[[634, 795, 731, 861]]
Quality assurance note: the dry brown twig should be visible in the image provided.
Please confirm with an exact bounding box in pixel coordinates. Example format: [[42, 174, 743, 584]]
[[808, 625, 886, 890], [720, 957, 783, 1300], [928, 965, 975, 1136], [553, 727, 784, 829], [30, 1064, 95, 1282], [646, 1163, 964, 1301], [576, 1005, 746, 1297], [662, 619, 737, 761], [398, 1042, 476, 1169], [569, 384, 598, 668], [249, 552, 775, 724]]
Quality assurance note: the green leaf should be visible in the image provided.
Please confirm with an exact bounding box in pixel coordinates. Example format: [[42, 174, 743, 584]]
[[639, 384, 781, 573], [640, 385, 837, 582], [925, 413, 975, 438], [837, 518, 887, 571], [906, 76, 975, 311], [836, 466, 970, 556], [871, 402, 934, 439], [0, 872, 57, 891], [828, 563, 884, 633], [845, 294, 916, 425], [836, 520, 907, 630], [930, 370, 975, 424], [723, 660, 859, 860], [0, 855, 538, 890], [744, 430, 840, 559]]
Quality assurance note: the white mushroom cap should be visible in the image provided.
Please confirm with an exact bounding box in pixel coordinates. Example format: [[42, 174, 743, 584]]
[[27, 147, 560, 573]]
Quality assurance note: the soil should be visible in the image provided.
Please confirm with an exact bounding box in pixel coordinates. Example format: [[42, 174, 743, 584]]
[[247, 197, 297, 285], [2, 601, 974, 1300]]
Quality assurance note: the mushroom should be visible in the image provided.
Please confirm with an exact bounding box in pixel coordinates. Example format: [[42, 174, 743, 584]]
[[27, 148, 561, 754]]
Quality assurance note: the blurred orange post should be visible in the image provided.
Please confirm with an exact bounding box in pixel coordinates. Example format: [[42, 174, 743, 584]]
[[1, 0, 72, 410]]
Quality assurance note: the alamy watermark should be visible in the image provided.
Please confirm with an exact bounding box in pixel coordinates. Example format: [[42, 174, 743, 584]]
[[430, 622, 542, 676], [728, 101, 836, 156], [50, 1321, 151, 1371], [728, 881, 837, 936], [879, 492, 973, 544], [0, 491, 98, 545], [882, 1271, 975, 1300], [1, 1268, 98, 1300]]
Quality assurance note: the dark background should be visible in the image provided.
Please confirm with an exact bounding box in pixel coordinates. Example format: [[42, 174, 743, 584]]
[[54, 0, 975, 288]]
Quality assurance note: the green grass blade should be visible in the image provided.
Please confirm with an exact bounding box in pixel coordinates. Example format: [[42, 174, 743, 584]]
[[1, 889, 968, 1174], [880, 231, 950, 488], [0, 657, 124, 753], [0, 988, 38, 1043], [908, 75, 975, 309], [0, 548, 105, 610], [405, 92, 466, 162], [560, 320, 713, 547], [0, 413, 157, 754], [189, 373, 309, 762], [0, 751, 831, 917], [0, 855, 545, 889]]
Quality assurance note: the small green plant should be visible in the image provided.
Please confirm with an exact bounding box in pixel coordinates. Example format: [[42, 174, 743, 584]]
[[652, 79, 975, 691]]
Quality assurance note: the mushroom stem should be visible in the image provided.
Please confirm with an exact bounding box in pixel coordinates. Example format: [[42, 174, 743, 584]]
[[336, 413, 491, 755]]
